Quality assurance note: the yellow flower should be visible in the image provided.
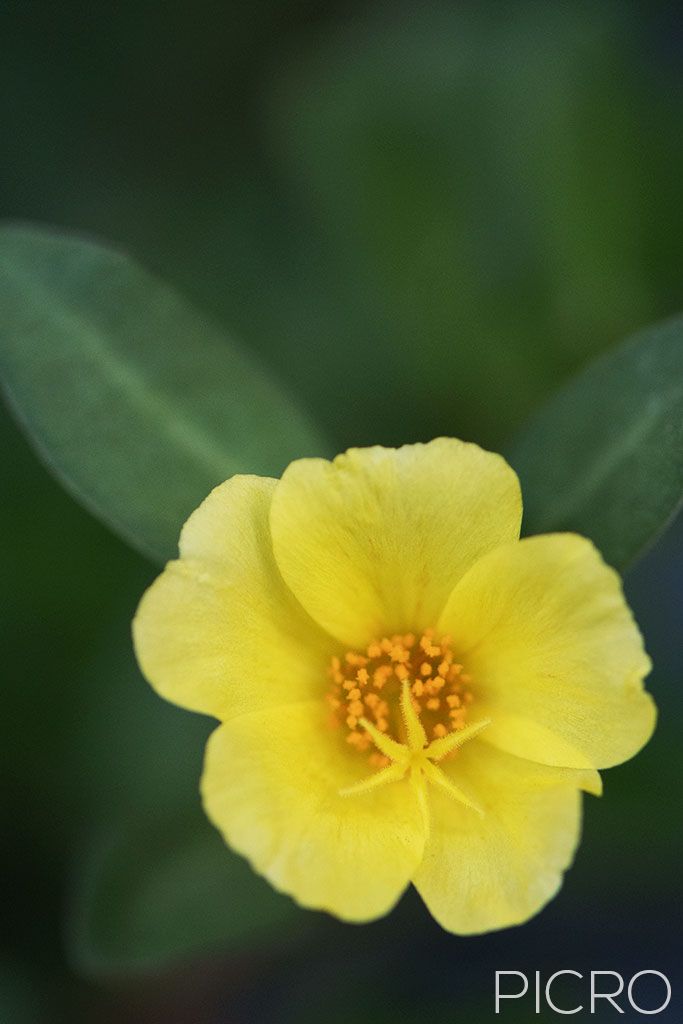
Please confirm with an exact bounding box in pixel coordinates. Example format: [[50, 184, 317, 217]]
[[132, 438, 656, 934]]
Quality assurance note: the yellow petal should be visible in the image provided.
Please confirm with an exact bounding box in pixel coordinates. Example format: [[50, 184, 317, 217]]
[[270, 438, 522, 647], [133, 476, 330, 719], [413, 741, 582, 934], [438, 534, 656, 770], [201, 702, 427, 921]]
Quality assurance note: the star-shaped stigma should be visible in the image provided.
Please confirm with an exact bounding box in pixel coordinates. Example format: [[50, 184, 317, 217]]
[[340, 680, 491, 816]]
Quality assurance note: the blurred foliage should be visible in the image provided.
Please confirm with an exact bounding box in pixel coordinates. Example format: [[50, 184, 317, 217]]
[[3, 231, 680, 574], [2, 2, 682, 453], [1, 2, 682, 1022], [65, 640, 312, 977], [0, 226, 330, 563], [265, 2, 677, 444], [510, 313, 683, 567], [0, 959, 51, 1024]]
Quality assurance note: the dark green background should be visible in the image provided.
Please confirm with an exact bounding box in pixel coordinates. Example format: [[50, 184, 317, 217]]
[[1, 3, 681, 1021]]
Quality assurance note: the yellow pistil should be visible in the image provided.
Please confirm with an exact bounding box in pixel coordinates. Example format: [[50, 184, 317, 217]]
[[327, 629, 475, 760], [339, 681, 490, 814]]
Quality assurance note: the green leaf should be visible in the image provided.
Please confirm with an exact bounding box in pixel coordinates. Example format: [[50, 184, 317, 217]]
[[68, 808, 306, 977], [509, 316, 683, 569], [0, 224, 330, 563]]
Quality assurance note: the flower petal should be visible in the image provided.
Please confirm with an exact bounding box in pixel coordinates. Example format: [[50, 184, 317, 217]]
[[413, 741, 582, 934], [438, 534, 656, 770], [201, 702, 427, 921], [270, 438, 522, 647], [133, 476, 330, 720]]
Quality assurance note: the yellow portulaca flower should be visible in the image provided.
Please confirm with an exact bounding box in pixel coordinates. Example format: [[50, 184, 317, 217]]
[[132, 438, 656, 934]]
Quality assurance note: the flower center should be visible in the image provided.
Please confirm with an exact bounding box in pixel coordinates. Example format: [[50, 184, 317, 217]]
[[327, 629, 474, 766]]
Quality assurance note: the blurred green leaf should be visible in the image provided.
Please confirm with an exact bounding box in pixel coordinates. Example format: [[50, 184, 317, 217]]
[[0, 224, 330, 563], [68, 807, 304, 978], [510, 315, 683, 568]]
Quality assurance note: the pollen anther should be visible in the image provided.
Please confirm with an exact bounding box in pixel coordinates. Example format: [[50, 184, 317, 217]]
[[327, 629, 474, 764]]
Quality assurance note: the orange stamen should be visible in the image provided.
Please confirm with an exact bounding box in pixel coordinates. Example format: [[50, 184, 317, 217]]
[[327, 629, 474, 764]]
